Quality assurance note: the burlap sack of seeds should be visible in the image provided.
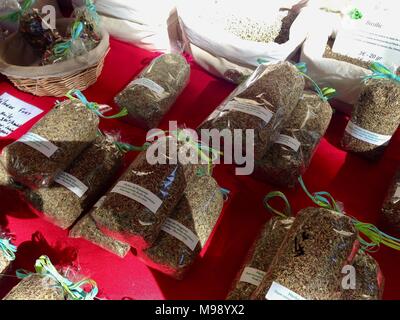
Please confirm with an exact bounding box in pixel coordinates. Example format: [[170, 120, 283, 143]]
[[70, 214, 131, 258], [91, 150, 190, 250], [382, 170, 400, 228], [252, 207, 359, 300], [257, 91, 333, 187], [341, 251, 384, 300], [114, 53, 190, 130], [24, 135, 123, 229], [227, 216, 294, 300], [138, 175, 224, 279], [199, 61, 305, 161], [0, 100, 99, 189], [3, 274, 64, 300], [341, 79, 400, 160]]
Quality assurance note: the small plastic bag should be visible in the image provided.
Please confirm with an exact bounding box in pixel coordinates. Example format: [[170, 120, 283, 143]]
[[1, 99, 100, 189], [382, 170, 400, 228], [257, 90, 333, 187], [199, 61, 305, 161], [114, 53, 191, 129], [341, 251, 384, 300], [25, 135, 124, 229], [252, 207, 359, 300], [138, 175, 224, 279], [72, 0, 101, 50], [227, 216, 294, 300]]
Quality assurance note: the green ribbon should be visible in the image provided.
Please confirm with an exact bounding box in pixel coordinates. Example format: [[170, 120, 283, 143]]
[[263, 191, 292, 219], [52, 21, 84, 58], [114, 141, 151, 153], [16, 255, 98, 300], [0, 237, 17, 261], [364, 62, 400, 83], [65, 89, 128, 119], [0, 0, 35, 22], [349, 8, 363, 20]]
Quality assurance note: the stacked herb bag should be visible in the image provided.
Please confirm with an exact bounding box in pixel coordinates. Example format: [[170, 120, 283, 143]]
[[382, 170, 400, 228]]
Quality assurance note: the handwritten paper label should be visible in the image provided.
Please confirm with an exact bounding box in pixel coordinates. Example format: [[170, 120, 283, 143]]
[[239, 267, 266, 286], [266, 281, 306, 300], [0, 93, 43, 137], [161, 218, 199, 251], [54, 172, 88, 198], [18, 132, 58, 158]]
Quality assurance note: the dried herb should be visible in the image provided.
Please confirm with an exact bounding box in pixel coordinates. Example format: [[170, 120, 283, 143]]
[[25, 136, 123, 229], [382, 170, 400, 228], [341, 78, 400, 160], [252, 207, 358, 300], [1, 100, 99, 189], [227, 216, 294, 300], [115, 53, 191, 129], [200, 62, 305, 161], [3, 274, 64, 300], [0, 251, 10, 274], [139, 176, 224, 279], [258, 91, 333, 187], [341, 251, 384, 300]]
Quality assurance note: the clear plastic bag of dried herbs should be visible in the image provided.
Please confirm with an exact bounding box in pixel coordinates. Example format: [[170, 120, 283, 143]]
[[115, 53, 191, 129], [138, 175, 224, 279], [199, 61, 305, 161], [0, 100, 99, 189], [382, 170, 400, 228], [24, 135, 123, 229], [252, 207, 359, 300], [257, 91, 333, 187]]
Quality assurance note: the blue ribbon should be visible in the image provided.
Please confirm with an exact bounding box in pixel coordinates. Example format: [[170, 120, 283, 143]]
[[52, 21, 84, 58], [364, 62, 400, 83], [0, 237, 17, 261]]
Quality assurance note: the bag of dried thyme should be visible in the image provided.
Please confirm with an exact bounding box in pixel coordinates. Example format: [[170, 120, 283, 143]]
[[251, 207, 359, 300], [0, 98, 100, 189], [0, 233, 17, 274], [341, 64, 400, 160], [199, 61, 305, 161], [341, 251, 384, 300], [257, 90, 333, 187], [115, 53, 190, 129], [138, 175, 224, 279], [381, 169, 400, 228], [24, 135, 124, 229]]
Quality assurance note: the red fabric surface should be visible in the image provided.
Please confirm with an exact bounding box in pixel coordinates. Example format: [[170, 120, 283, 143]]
[[0, 38, 399, 300]]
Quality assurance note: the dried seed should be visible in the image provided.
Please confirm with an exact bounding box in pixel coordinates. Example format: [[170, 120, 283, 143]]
[[324, 38, 371, 69], [382, 170, 400, 227]]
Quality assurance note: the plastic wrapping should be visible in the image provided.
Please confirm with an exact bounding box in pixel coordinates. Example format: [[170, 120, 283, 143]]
[[199, 61, 305, 161], [382, 170, 400, 228], [341, 251, 384, 300], [341, 78, 400, 160], [70, 213, 131, 258], [72, 1, 101, 49], [139, 175, 224, 279], [25, 135, 123, 229], [252, 207, 359, 300], [1, 100, 99, 189], [115, 53, 190, 129], [227, 216, 294, 300], [258, 91, 333, 187]]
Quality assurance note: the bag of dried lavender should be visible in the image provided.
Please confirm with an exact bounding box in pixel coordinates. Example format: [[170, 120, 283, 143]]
[[199, 61, 305, 161], [138, 175, 224, 279], [341, 251, 384, 300], [115, 53, 191, 129], [341, 64, 400, 160], [0, 233, 17, 274], [24, 135, 124, 229], [257, 90, 333, 187], [381, 169, 400, 228], [251, 207, 359, 300]]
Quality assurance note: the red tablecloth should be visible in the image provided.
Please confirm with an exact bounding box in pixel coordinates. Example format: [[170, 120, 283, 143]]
[[0, 38, 399, 300]]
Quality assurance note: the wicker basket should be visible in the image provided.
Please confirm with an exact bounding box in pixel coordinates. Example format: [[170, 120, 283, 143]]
[[0, 18, 110, 97]]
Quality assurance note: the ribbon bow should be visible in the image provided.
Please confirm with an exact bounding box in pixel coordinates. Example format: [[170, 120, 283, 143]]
[[0, 0, 35, 22], [16, 255, 98, 300], [52, 21, 84, 58], [364, 62, 400, 83], [0, 237, 17, 261], [263, 191, 293, 219], [66, 89, 128, 119]]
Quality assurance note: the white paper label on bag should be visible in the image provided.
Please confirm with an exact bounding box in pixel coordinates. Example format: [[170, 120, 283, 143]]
[[265, 281, 306, 300], [225, 101, 273, 124], [94, 196, 106, 208], [132, 78, 165, 95], [274, 134, 301, 152], [161, 218, 199, 251], [239, 267, 266, 286], [332, 4, 400, 68], [111, 181, 162, 214], [0, 93, 43, 137], [54, 172, 88, 198], [345, 121, 392, 146], [19, 132, 58, 158]]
